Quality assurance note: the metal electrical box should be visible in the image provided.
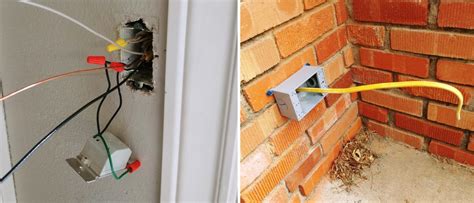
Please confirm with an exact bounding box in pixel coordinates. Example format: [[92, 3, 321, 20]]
[[270, 64, 328, 121]]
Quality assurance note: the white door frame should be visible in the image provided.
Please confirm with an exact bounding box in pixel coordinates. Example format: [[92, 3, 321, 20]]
[[161, 0, 237, 202], [0, 82, 17, 203]]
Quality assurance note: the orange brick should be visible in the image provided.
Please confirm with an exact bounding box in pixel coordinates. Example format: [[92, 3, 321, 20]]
[[320, 103, 358, 153], [358, 101, 389, 123], [352, 0, 428, 25], [427, 102, 474, 131], [285, 146, 322, 192], [307, 95, 352, 144], [270, 102, 326, 155], [468, 135, 474, 152], [343, 47, 354, 67], [344, 117, 362, 142], [334, 0, 348, 25], [243, 47, 317, 112], [351, 65, 392, 84], [398, 75, 473, 105], [274, 5, 336, 57], [367, 120, 424, 150], [240, 0, 304, 42], [315, 26, 347, 63], [438, 1, 474, 29], [303, 0, 326, 10], [324, 70, 353, 107], [361, 90, 423, 117], [240, 145, 273, 190], [240, 105, 287, 159], [241, 138, 309, 202], [240, 105, 247, 124], [391, 28, 474, 60], [347, 24, 385, 48], [241, 37, 281, 82], [359, 47, 429, 78], [395, 113, 464, 146], [429, 141, 474, 166], [299, 141, 343, 196], [437, 59, 474, 86], [263, 184, 289, 203], [323, 54, 346, 85]]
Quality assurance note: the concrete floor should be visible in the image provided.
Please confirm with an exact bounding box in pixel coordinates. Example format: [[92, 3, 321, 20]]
[[309, 136, 474, 202]]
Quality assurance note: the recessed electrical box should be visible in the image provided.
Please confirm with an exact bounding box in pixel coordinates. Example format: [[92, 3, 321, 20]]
[[119, 19, 155, 93], [270, 64, 328, 121], [66, 132, 132, 183]]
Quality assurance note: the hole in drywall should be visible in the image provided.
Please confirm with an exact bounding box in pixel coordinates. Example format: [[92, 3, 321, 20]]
[[120, 19, 156, 93]]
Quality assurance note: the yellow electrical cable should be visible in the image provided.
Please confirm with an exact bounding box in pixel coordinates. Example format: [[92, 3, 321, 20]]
[[296, 81, 463, 120]]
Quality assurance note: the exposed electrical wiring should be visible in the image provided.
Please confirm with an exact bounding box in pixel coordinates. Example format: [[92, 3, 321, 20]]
[[297, 81, 464, 120], [18, 0, 144, 55], [0, 69, 138, 183], [0, 67, 118, 103]]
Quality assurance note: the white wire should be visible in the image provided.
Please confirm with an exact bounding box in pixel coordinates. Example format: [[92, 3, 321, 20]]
[[18, 0, 144, 55]]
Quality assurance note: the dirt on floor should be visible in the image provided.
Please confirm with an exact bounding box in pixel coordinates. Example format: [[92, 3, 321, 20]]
[[309, 133, 474, 202]]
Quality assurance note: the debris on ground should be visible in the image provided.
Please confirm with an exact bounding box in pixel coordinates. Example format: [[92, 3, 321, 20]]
[[329, 128, 378, 191]]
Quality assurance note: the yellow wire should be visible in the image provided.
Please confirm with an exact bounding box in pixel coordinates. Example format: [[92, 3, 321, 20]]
[[296, 81, 463, 120]]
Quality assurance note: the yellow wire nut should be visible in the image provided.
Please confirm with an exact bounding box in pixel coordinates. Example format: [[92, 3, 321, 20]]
[[106, 38, 128, 52], [296, 81, 463, 120]]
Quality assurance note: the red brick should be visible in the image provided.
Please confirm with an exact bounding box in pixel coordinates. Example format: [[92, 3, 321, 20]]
[[343, 47, 354, 67], [307, 95, 352, 144], [299, 141, 342, 196], [241, 138, 309, 202], [270, 101, 326, 155], [285, 146, 322, 192], [334, 0, 348, 25], [358, 101, 388, 123], [320, 103, 358, 153], [391, 28, 474, 60], [304, 0, 326, 10], [438, 1, 474, 29], [347, 24, 385, 48], [468, 135, 474, 152], [437, 59, 474, 86], [240, 145, 273, 190], [359, 47, 429, 78], [429, 141, 474, 166], [241, 36, 281, 82], [367, 120, 424, 150], [395, 113, 464, 146], [427, 102, 474, 131], [243, 47, 316, 112], [274, 5, 336, 57], [324, 71, 353, 107], [315, 26, 347, 63], [343, 117, 363, 142], [351, 65, 392, 84], [241, 105, 287, 159], [263, 184, 289, 202], [240, 0, 304, 42], [361, 90, 423, 117], [352, 0, 428, 25], [323, 54, 346, 85], [398, 75, 473, 105]]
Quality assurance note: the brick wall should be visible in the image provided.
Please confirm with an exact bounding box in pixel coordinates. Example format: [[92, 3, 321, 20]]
[[240, 0, 362, 201], [349, 0, 474, 166]]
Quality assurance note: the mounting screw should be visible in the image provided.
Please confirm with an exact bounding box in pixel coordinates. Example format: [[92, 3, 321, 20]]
[[266, 90, 274, 96]]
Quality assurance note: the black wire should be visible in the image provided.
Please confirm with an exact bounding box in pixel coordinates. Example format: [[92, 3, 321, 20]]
[[94, 71, 123, 138], [96, 64, 111, 134], [0, 69, 138, 182]]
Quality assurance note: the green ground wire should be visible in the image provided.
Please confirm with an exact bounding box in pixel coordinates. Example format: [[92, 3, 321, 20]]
[[97, 134, 129, 180]]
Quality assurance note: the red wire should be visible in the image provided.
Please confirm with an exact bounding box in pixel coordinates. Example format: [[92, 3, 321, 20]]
[[0, 67, 112, 102]]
